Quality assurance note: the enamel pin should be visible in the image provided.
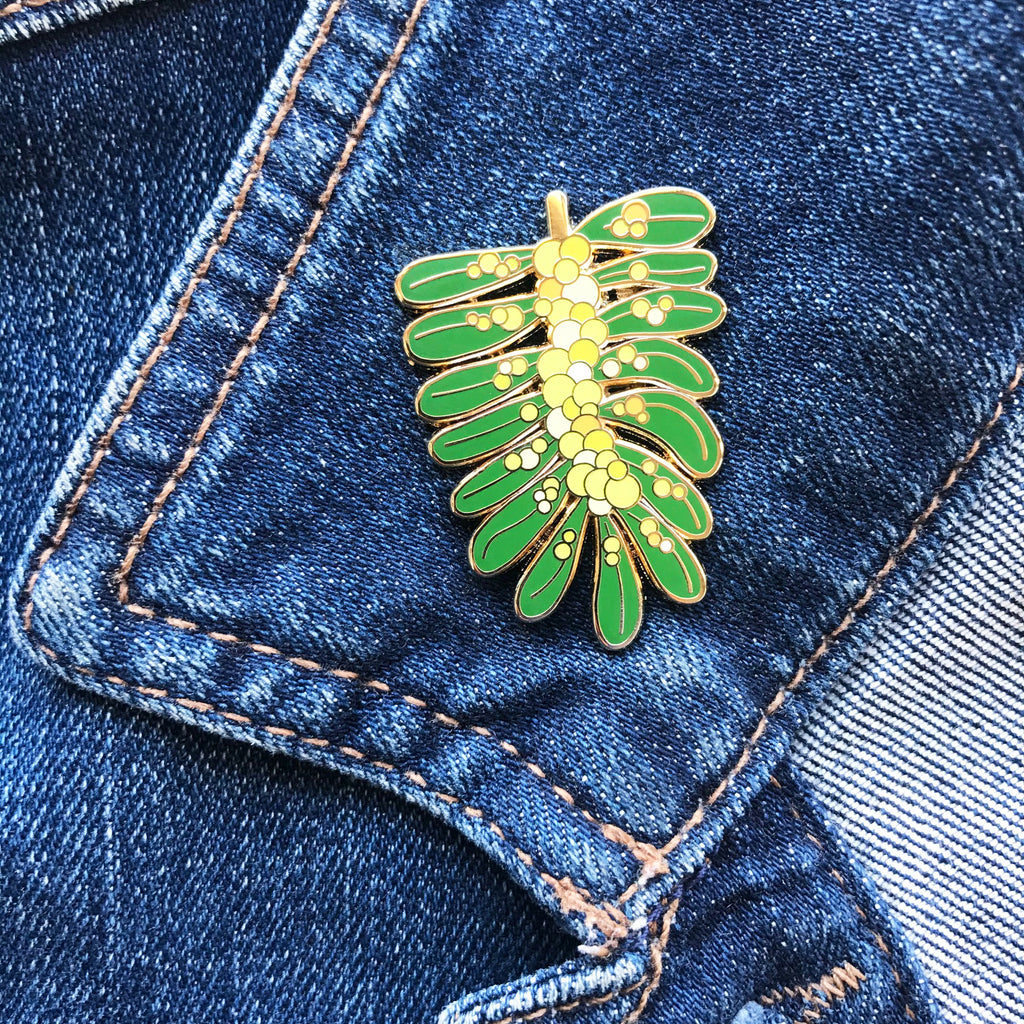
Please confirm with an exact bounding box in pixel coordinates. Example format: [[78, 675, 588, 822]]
[[395, 189, 725, 649]]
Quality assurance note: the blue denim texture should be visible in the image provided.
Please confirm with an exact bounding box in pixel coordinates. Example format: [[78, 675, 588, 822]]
[[4, 0, 1021, 1019]]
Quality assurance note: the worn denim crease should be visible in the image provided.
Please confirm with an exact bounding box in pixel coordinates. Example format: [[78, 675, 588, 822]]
[[15, 0, 1024, 950]]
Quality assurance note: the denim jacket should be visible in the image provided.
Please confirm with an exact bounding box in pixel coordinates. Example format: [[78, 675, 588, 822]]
[[1, 0, 1021, 1021]]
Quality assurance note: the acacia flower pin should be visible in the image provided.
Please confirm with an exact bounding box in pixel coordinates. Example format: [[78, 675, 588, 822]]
[[395, 188, 726, 649]]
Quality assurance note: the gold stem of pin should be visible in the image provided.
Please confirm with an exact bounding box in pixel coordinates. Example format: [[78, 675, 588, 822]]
[[545, 190, 570, 240]]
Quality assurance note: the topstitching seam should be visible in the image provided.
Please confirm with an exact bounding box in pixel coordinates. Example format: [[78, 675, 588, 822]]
[[14, 0, 1024, 936], [0, 0, 64, 18], [17, 0, 666, 881]]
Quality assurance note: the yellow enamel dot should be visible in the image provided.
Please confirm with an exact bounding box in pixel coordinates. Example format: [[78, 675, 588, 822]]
[[628, 220, 647, 239], [466, 263, 482, 279], [653, 477, 672, 498], [608, 459, 628, 480], [595, 449, 616, 469], [569, 339, 600, 365], [630, 298, 650, 318], [479, 252, 499, 274], [533, 238, 562, 277], [658, 295, 674, 311], [537, 277, 562, 301], [506, 255, 521, 271], [504, 452, 522, 471], [672, 483, 687, 498], [619, 344, 637, 362], [611, 217, 629, 238], [544, 486, 558, 501], [642, 459, 657, 475], [628, 261, 649, 281], [570, 302, 596, 322], [519, 403, 539, 422], [542, 373, 575, 408], [639, 518, 658, 536], [559, 234, 591, 263], [559, 431, 584, 459], [584, 428, 614, 452], [475, 315, 491, 332], [648, 531, 663, 546], [613, 401, 626, 416], [533, 297, 553, 317], [562, 529, 576, 542], [493, 373, 512, 390], [572, 413, 601, 435], [554, 258, 580, 285], [510, 356, 528, 375], [602, 536, 621, 553], [572, 379, 602, 407], [567, 463, 592, 496], [624, 395, 645, 416], [494, 262, 510, 279], [531, 438, 549, 455], [537, 347, 570, 379], [580, 402, 599, 417], [554, 542, 573, 560], [606, 474, 641, 509], [636, 412, 650, 424], [604, 552, 620, 566], [623, 200, 649, 222], [585, 468, 609, 499], [504, 306, 525, 330], [580, 318, 609, 344], [466, 312, 479, 325], [561, 397, 581, 420], [551, 297, 575, 321]]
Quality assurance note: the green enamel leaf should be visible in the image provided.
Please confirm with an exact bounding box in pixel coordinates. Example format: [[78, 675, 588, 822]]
[[470, 464, 571, 575], [451, 441, 558, 516], [614, 441, 712, 538], [404, 297, 539, 365], [600, 287, 726, 341], [592, 516, 642, 649], [577, 189, 714, 251], [591, 250, 717, 292], [430, 393, 548, 466], [598, 338, 718, 397], [417, 346, 543, 422], [395, 246, 534, 309], [515, 499, 589, 620], [602, 388, 723, 478], [620, 507, 706, 603]]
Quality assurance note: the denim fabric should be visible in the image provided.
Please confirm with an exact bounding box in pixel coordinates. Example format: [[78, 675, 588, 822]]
[[3, 0, 1022, 1019], [0, 2, 575, 1020], [795, 431, 1024, 1023], [0, 0, 146, 46]]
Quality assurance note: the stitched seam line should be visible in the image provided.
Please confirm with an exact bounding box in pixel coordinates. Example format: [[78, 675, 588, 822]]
[[17, 0, 634, 942], [15, 0, 1024, 922], [614, 354, 1024, 904], [769, 775, 916, 1021], [15, 0, 665, 873], [493, 979, 646, 1024], [0, 0, 63, 18], [34, 637, 630, 941], [758, 962, 866, 1024]]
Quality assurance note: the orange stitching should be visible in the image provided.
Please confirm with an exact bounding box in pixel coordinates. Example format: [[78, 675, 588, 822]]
[[495, 979, 647, 1024], [759, 962, 866, 1024], [14, 0, 1024, 925], [771, 776, 916, 1021], [0, 0, 62, 17], [20, 0, 348, 635], [618, 896, 680, 1024], [15, 0, 634, 943], [9, 0, 665, 872], [613, 355, 1024, 901], [41, 647, 630, 941]]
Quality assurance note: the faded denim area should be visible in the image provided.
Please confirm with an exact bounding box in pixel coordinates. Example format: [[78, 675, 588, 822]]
[[7, 0, 1021, 1019]]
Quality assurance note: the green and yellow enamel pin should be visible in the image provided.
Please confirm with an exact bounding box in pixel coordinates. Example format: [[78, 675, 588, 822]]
[[395, 188, 725, 649]]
